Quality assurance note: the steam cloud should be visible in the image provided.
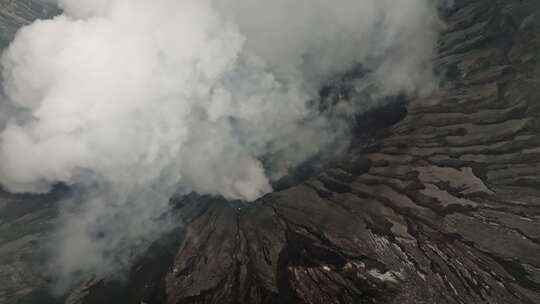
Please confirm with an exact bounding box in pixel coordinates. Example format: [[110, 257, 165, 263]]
[[0, 0, 439, 286]]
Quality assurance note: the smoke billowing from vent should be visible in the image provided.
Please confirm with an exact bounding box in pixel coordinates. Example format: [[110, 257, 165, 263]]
[[0, 0, 439, 285]]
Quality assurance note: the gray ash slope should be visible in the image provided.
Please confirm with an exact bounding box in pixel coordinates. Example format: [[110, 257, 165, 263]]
[[66, 0, 540, 303], [2, 0, 540, 303]]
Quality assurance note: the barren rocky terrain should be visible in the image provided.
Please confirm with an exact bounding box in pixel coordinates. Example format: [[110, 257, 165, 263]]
[[1, 0, 540, 303]]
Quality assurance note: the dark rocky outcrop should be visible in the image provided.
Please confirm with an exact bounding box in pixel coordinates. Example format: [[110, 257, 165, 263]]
[[2, 0, 540, 303], [158, 1, 540, 303]]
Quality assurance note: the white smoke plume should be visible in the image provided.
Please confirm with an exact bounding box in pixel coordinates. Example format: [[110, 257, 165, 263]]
[[0, 0, 439, 286]]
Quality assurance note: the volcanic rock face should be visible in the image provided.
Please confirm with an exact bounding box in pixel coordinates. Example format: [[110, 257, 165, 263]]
[[159, 1, 540, 303], [2, 0, 540, 303]]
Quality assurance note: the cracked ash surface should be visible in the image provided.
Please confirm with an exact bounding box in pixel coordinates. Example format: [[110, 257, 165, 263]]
[[2, 0, 540, 303]]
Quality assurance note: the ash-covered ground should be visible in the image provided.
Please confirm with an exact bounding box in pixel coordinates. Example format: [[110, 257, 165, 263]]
[[1, 0, 540, 303]]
